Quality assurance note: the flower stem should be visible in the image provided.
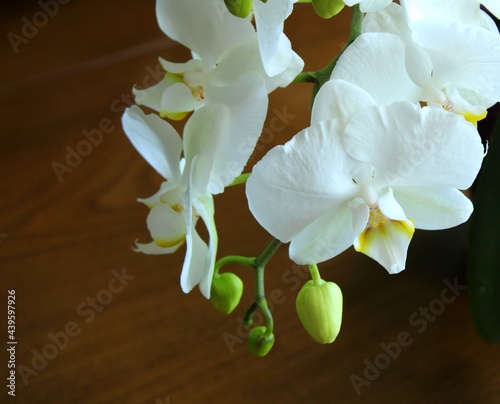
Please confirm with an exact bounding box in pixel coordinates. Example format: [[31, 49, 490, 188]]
[[293, 71, 317, 83], [312, 4, 362, 99], [242, 238, 282, 334], [228, 173, 250, 187], [308, 264, 323, 286], [214, 255, 255, 276]]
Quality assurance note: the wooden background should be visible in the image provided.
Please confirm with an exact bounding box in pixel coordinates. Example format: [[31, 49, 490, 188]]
[[1, 1, 499, 402]]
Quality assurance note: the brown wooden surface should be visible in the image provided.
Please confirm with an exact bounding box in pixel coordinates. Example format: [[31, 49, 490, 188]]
[[1, 1, 500, 403]]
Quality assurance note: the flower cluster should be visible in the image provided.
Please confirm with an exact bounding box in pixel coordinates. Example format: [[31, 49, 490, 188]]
[[122, 0, 497, 353]]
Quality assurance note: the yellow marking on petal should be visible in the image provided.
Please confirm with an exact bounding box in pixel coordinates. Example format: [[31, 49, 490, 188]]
[[462, 110, 487, 126], [171, 203, 183, 213], [443, 98, 487, 126], [160, 110, 190, 120], [154, 235, 186, 249], [354, 208, 415, 256], [165, 72, 184, 83]]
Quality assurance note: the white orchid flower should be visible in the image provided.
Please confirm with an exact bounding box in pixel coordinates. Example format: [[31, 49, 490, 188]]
[[122, 106, 228, 298], [246, 80, 484, 273], [343, 0, 393, 13], [134, 0, 303, 122], [333, 2, 500, 124]]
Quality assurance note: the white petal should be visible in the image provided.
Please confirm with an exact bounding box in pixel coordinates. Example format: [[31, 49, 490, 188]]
[[411, 19, 500, 102], [194, 195, 218, 299], [354, 217, 415, 274], [289, 201, 369, 265], [147, 203, 186, 248], [160, 82, 203, 115], [134, 240, 184, 255], [344, 0, 393, 13], [344, 102, 484, 189], [311, 79, 376, 124], [401, 0, 482, 26], [246, 119, 359, 242], [264, 34, 304, 89], [180, 171, 207, 295], [133, 79, 168, 113], [253, 0, 294, 75], [362, 4, 433, 87], [204, 73, 269, 194], [122, 106, 182, 181], [392, 187, 474, 230], [331, 33, 422, 105], [156, 0, 255, 67], [180, 107, 226, 195], [378, 188, 407, 221]]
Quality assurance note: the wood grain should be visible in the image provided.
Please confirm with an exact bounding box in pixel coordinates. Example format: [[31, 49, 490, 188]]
[[1, 1, 499, 403]]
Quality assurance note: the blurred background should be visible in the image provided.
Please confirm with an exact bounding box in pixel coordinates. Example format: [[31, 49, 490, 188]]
[[1, 0, 499, 402]]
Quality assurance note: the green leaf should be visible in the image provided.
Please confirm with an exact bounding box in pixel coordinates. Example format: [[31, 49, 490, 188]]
[[468, 114, 500, 343]]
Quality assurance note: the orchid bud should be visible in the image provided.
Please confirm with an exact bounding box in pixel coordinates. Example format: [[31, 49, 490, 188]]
[[311, 0, 345, 18], [296, 280, 343, 344], [210, 272, 244, 314], [247, 326, 275, 357], [224, 0, 253, 18]]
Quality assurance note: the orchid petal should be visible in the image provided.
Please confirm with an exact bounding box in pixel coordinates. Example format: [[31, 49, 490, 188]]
[[392, 187, 474, 230], [253, 0, 294, 76], [147, 203, 186, 248], [354, 216, 415, 274], [160, 82, 203, 115], [311, 79, 376, 124], [344, 102, 484, 189], [133, 240, 184, 255], [194, 195, 218, 299], [182, 104, 230, 194], [204, 73, 268, 194], [246, 119, 359, 242], [411, 19, 500, 102], [344, 0, 393, 13], [122, 106, 182, 181], [331, 33, 422, 105], [289, 201, 369, 265], [156, 0, 255, 67]]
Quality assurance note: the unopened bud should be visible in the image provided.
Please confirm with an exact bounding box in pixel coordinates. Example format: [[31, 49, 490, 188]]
[[210, 272, 244, 314], [296, 280, 343, 344], [247, 326, 275, 357], [224, 0, 253, 18], [311, 0, 345, 18]]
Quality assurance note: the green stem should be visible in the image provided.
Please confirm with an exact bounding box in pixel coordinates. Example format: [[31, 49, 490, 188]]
[[308, 264, 322, 286], [228, 173, 250, 187], [242, 238, 282, 333], [312, 4, 363, 99], [214, 255, 255, 276], [293, 71, 317, 83]]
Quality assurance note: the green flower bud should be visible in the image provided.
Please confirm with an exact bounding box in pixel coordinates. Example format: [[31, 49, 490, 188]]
[[224, 0, 253, 18], [210, 272, 244, 314], [296, 280, 343, 344], [311, 0, 345, 18], [247, 326, 275, 357]]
